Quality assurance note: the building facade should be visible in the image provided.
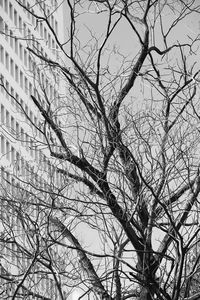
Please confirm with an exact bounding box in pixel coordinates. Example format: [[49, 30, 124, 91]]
[[0, 0, 67, 298]]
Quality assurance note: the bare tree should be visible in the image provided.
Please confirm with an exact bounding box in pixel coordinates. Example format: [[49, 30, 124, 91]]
[[1, 0, 200, 299]]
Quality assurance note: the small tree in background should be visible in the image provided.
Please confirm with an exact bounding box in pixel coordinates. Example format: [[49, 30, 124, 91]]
[[1, 0, 200, 299]]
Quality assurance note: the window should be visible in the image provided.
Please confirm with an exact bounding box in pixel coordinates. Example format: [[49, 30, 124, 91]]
[[1, 135, 5, 154], [5, 81, 9, 99], [11, 116, 14, 132], [40, 22, 43, 38], [50, 85, 53, 99], [20, 128, 24, 145], [32, 34, 35, 49], [55, 20, 58, 35], [4, 23, 8, 41], [34, 116, 37, 134], [5, 52, 9, 69], [5, 171, 10, 191], [10, 30, 14, 48], [0, 104, 4, 123], [22, 0, 26, 11], [14, 9, 17, 26], [14, 37, 18, 54], [4, 0, 8, 13], [25, 104, 28, 115], [30, 139, 33, 156], [0, 16, 3, 32], [16, 122, 19, 137], [6, 141, 10, 160], [0, 75, 4, 93], [29, 82, 32, 95], [0, 45, 3, 63], [27, 2, 30, 19], [52, 39, 55, 54], [44, 27, 47, 41], [27, 29, 31, 46], [23, 22, 26, 37], [9, 3, 13, 20], [24, 49, 27, 66], [48, 33, 51, 48], [25, 133, 29, 151], [31, 10, 35, 26], [30, 111, 33, 124], [16, 152, 20, 173], [10, 59, 14, 76], [15, 93, 19, 105], [15, 65, 19, 82], [19, 16, 22, 33], [11, 146, 15, 164], [10, 87, 14, 104], [0, 167, 5, 188], [20, 71, 23, 88], [19, 43, 23, 60], [6, 110, 10, 128], [21, 157, 25, 176], [51, 16, 54, 29], [20, 99, 24, 115], [24, 77, 28, 94], [28, 55, 32, 70]]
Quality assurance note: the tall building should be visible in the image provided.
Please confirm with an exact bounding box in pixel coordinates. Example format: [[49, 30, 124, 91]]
[[0, 0, 67, 298]]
